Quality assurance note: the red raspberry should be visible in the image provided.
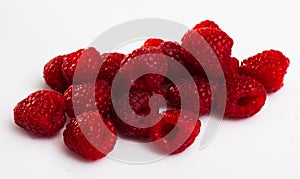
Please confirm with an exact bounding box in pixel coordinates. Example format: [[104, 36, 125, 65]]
[[43, 55, 70, 93], [128, 90, 152, 115], [181, 27, 233, 78], [225, 76, 267, 118], [120, 47, 168, 91], [225, 57, 240, 78], [193, 20, 221, 30], [160, 41, 205, 77], [61, 48, 102, 84], [13, 90, 66, 137], [142, 38, 164, 48], [98, 52, 125, 84], [166, 76, 212, 115], [110, 90, 164, 139], [239, 50, 290, 93], [63, 111, 117, 161], [64, 80, 111, 118], [130, 74, 165, 92], [150, 110, 201, 154]]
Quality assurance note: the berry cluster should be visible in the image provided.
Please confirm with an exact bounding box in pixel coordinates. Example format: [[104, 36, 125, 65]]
[[13, 20, 290, 161]]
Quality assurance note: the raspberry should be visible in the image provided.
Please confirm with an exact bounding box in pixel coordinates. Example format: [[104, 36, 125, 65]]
[[120, 47, 168, 91], [193, 20, 220, 30], [64, 80, 111, 118], [131, 74, 165, 92], [225, 76, 267, 118], [239, 50, 290, 93], [110, 90, 164, 139], [142, 38, 164, 48], [98, 52, 125, 84], [160, 41, 204, 77], [128, 90, 152, 115], [150, 110, 201, 154], [61, 48, 102, 84], [63, 111, 117, 161], [166, 76, 212, 115], [43, 55, 70, 93], [13, 90, 66, 137], [181, 27, 233, 78], [225, 57, 240, 78]]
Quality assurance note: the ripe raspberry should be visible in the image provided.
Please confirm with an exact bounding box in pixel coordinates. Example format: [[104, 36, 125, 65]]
[[150, 110, 201, 154], [225, 57, 240, 78], [193, 20, 220, 30], [166, 76, 212, 115], [129, 90, 152, 115], [240, 50, 290, 93], [120, 47, 168, 91], [13, 90, 66, 137], [130, 74, 165, 92], [142, 38, 164, 48], [98, 52, 125, 84], [110, 90, 164, 139], [64, 80, 111, 118], [225, 76, 267, 118], [181, 27, 233, 78], [160, 41, 205, 77], [43, 55, 70, 93], [63, 111, 117, 161], [61, 48, 102, 84]]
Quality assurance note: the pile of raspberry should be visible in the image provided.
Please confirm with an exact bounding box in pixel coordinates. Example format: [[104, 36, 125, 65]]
[[13, 20, 290, 161]]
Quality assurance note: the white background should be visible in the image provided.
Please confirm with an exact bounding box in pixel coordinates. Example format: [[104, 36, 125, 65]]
[[0, 0, 300, 178]]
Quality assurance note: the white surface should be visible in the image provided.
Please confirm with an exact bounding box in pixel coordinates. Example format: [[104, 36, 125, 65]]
[[0, 0, 300, 178]]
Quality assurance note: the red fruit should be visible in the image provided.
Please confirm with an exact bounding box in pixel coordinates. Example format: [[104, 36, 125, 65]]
[[240, 50, 290, 93], [128, 90, 152, 115], [181, 27, 233, 78], [166, 76, 212, 115], [110, 90, 163, 139], [142, 38, 164, 48], [43, 55, 70, 93], [120, 47, 168, 91], [225, 76, 267, 118], [160, 41, 204, 77], [98, 53, 125, 84], [130, 74, 165, 92], [64, 80, 112, 118], [63, 111, 117, 161], [150, 110, 201, 154], [13, 90, 66, 137], [193, 20, 220, 30], [61, 48, 102, 84], [225, 57, 240, 78]]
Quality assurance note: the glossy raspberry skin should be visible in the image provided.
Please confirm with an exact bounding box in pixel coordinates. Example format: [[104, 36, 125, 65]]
[[240, 50, 290, 93], [43, 55, 70, 93], [63, 80, 112, 118], [129, 90, 152, 115], [225, 57, 240, 78], [130, 74, 165, 92], [150, 110, 201, 155], [160, 41, 204, 77], [110, 90, 163, 139], [13, 90, 66, 137], [61, 48, 102, 84], [142, 38, 164, 48], [181, 27, 233, 78], [225, 76, 267, 118], [98, 53, 125, 84], [63, 111, 117, 161], [120, 47, 168, 91], [193, 20, 221, 30], [166, 76, 212, 115]]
